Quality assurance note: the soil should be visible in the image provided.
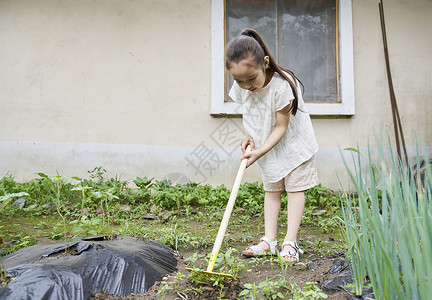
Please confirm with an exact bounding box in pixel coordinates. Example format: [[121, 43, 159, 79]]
[[122, 252, 353, 300], [91, 243, 354, 300], [2, 216, 357, 299]]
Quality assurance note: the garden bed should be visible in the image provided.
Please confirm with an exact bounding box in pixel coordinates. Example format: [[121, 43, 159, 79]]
[[0, 172, 355, 299], [2, 213, 352, 299]]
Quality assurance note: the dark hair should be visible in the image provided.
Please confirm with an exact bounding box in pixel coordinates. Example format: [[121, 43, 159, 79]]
[[225, 28, 303, 115]]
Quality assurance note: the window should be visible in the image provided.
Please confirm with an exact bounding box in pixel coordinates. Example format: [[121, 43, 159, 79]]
[[211, 0, 354, 116]]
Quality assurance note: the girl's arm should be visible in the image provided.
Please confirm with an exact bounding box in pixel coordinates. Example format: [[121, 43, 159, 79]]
[[241, 104, 291, 167]]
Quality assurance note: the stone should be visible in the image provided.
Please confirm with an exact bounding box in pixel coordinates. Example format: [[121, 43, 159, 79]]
[[159, 210, 171, 222], [13, 198, 26, 208], [118, 205, 132, 212], [150, 204, 158, 214], [96, 206, 106, 215], [27, 204, 38, 210]]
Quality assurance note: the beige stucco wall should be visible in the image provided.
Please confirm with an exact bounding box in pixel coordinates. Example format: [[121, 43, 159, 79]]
[[1, 0, 431, 190]]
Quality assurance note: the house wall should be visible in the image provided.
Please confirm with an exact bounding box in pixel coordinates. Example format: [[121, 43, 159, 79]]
[[1, 0, 431, 190]]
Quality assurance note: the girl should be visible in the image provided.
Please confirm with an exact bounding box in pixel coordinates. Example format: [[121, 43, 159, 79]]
[[225, 28, 318, 262]]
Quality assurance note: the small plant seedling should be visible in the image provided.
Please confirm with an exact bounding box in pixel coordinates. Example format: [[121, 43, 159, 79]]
[[240, 278, 286, 300], [70, 216, 102, 237], [290, 281, 328, 299], [185, 249, 245, 288], [90, 189, 119, 226], [88, 167, 106, 182], [156, 272, 186, 296], [71, 184, 92, 219], [37, 173, 81, 252]]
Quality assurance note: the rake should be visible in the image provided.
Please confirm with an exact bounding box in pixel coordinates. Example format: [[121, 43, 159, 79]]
[[186, 146, 251, 280]]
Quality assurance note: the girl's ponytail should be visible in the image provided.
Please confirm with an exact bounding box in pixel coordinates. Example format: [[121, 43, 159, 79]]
[[238, 28, 303, 115]]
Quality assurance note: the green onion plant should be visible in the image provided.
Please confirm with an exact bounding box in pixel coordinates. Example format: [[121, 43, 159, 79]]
[[340, 141, 431, 299]]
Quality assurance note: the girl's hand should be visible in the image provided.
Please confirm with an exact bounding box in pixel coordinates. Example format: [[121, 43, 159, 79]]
[[241, 149, 263, 168], [241, 134, 255, 154]]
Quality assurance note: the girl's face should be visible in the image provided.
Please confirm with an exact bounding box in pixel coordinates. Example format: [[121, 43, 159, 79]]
[[228, 55, 271, 92]]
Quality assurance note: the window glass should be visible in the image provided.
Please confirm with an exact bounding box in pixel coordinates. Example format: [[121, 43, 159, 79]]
[[226, 0, 338, 103], [226, 0, 276, 98]]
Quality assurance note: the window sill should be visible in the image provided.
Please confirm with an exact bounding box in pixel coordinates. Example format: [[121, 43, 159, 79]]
[[210, 100, 355, 117]]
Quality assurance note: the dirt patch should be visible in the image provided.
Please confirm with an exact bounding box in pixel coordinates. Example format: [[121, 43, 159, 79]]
[[92, 248, 352, 300], [2, 217, 355, 299]]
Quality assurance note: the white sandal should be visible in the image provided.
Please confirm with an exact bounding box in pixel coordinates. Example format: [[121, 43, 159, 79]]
[[280, 241, 304, 263], [241, 237, 277, 258]]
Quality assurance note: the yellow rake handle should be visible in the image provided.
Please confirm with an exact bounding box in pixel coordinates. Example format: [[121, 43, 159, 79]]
[[206, 145, 250, 272], [207, 250, 219, 272]]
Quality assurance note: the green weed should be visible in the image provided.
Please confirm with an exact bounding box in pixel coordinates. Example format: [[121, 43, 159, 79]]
[[156, 272, 186, 296], [70, 215, 102, 237], [37, 173, 80, 252], [240, 278, 286, 299], [240, 253, 326, 299], [185, 248, 246, 287], [289, 281, 328, 299]]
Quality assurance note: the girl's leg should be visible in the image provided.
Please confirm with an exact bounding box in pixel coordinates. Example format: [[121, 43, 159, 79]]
[[255, 191, 281, 250], [283, 191, 305, 260], [242, 191, 281, 254]]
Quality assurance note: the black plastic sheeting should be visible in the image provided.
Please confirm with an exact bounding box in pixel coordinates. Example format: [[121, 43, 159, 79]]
[[320, 258, 374, 299], [0, 236, 177, 300]]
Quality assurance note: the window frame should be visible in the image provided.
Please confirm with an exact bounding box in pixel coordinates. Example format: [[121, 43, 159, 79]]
[[210, 0, 355, 116]]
